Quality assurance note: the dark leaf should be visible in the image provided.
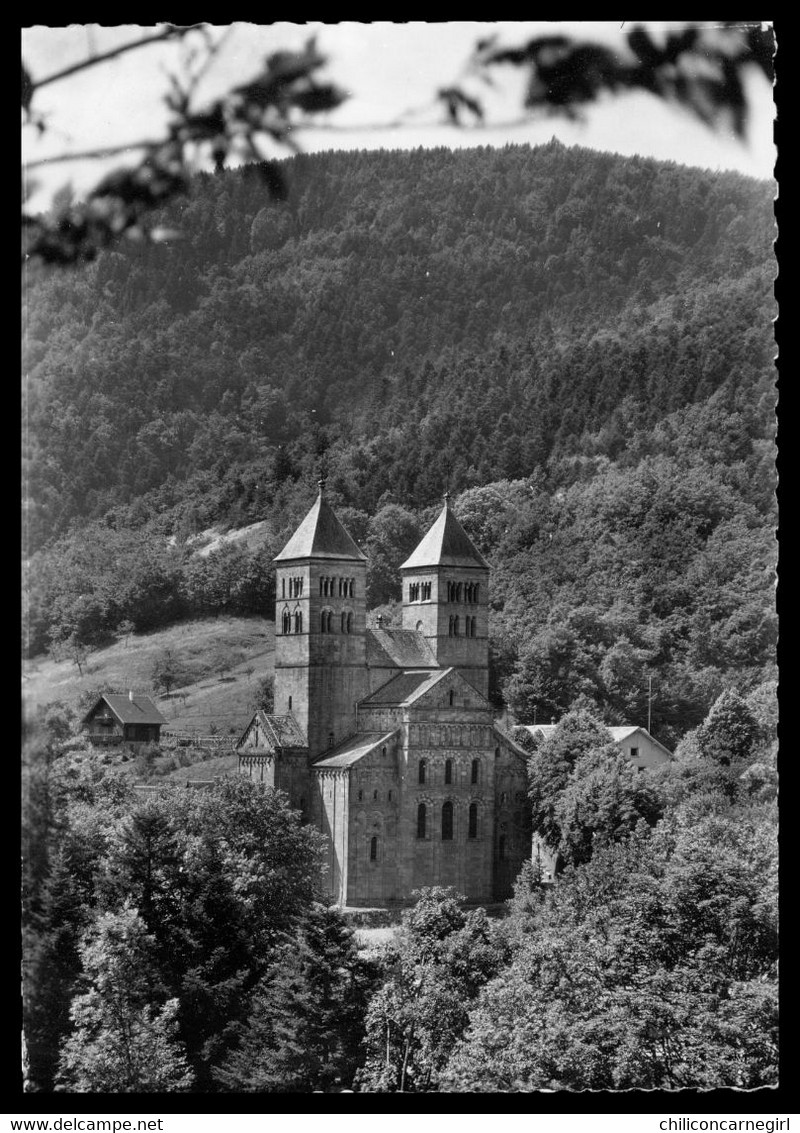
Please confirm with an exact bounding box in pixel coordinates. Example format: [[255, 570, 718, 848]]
[[291, 85, 347, 114], [22, 62, 33, 112]]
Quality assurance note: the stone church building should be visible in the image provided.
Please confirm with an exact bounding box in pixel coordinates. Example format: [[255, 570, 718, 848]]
[[238, 483, 531, 906]]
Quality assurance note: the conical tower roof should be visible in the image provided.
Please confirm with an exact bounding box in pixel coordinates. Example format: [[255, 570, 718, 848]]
[[274, 483, 367, 563], [400, 496, 489, 571]]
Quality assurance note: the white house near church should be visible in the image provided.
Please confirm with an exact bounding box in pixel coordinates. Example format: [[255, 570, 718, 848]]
[[519, 723, 673, 768]]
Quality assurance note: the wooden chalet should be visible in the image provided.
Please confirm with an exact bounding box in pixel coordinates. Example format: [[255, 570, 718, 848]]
[[81, 692, 168, 746]]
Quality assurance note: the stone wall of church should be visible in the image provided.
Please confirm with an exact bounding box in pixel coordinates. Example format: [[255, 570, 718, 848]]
[[311, 769, 350, 905], [345, 751, 401, 906], [492, 741, 532, 899], [397, 712, 498, 904]]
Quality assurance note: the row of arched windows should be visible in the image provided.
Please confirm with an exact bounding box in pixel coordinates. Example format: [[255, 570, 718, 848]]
[[417, 801, 480, 840], [408, 581, 432, 602], [418, 758, 480, 785], [448, 615, 477, 637], [281, 576, 304, 598], [320, 576, 355, 597], [281, 608, 303, 634], [446, 581, 480, 604], [320, 608, 354, 633]]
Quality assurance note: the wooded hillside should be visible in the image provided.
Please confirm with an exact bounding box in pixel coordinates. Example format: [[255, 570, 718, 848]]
[[23, 142, 776, 743]]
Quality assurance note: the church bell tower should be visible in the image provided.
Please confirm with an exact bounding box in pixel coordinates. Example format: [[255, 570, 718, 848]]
[[273, 481, 369, 758], [399, 493, 490, 698]]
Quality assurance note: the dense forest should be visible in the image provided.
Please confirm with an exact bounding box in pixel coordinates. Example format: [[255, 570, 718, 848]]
[[24, 141, 776, 743], [23, 699, 777, 1092]]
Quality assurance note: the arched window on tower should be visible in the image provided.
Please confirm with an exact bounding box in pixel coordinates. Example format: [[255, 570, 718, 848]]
[[448, 615, 454, 637], [341, 611, 347, 633], [320, 611, 327, 633], [370, 835, 378, 861], [282, 608, 290, 634], [474, 584, 480, 603], [418, 759, 426, 785], [449, 689, 454, 706], [453, 616, 460, 636], [294, 610, 302, 633], [346, 611, 353, 633], [326, 610, 333, 633], [442, 801, 453, 841], [417, 803, 426, 839], [282, 578, 286, 598], [468, 802, 478, 840], [471, 758, 479, 784], [445, 758, 452, 784]]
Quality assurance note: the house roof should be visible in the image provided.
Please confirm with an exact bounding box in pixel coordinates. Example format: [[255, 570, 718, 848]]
[[83, 694, 168, 726], [273, 484, 367, 563], [237, 711, 306, 750], [311, 730, 398, 769], [366, 625, 437, 669], [521, 723, 673, 758], [400, 499, 489, 571]]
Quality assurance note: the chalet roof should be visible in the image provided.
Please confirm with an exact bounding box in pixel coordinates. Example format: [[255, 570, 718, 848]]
[[236, 711, 306, 751], [274, 484, 367, 563], [311, 730, 397, 769], [360, 668, 451, 707], [521, 723, 673, 758], [366, 625, 437, 669], [400, 498, 489, 571], [82, 694, 168, 726]]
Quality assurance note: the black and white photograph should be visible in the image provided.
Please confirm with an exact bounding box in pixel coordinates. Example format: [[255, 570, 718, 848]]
[[21, 22, 778, 1101]]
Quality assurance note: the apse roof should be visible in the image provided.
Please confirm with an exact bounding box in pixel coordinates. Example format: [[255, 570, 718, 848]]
[[400, 498, 489, 571], [274, 484, 367, 563]]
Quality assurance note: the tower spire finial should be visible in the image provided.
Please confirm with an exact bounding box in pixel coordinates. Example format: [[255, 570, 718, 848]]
[[443, 488, 451, 504], [317, 476, 327, 498]]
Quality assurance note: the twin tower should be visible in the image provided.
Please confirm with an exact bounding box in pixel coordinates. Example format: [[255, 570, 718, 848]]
[[273, 483, 490, 759]]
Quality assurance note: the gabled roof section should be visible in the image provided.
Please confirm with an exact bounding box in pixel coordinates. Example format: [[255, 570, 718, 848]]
[[493, 724, 530, 762], [311, 730, 398, 769], [82, 694, 167, 726], [274, 483, 367, 563], [366, 625, 438, 669], [237, 711, 307, 750], [359, 669, 447, 707], [400, 498, 489, 571]]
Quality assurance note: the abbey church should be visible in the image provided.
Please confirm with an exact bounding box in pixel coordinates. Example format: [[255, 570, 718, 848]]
[[237, 483, 531, 907]]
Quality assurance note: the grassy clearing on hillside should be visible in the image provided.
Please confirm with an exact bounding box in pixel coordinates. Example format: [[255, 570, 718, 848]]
[[22, 616, 275, 735]]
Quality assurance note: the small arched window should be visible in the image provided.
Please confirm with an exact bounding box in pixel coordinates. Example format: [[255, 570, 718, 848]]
[[347, 611, 353, 633], [282, 578, 286, 598], [442, 801, 453, 841], [448, 689, 454, 706], [445, 758, 452, 785], [288, 696, 292, 711], [349, 579, 355, 597], [418, 759, 426, 785], [320, 611, 327, 633], [468, 802, 478, 840], [326, 610, 333, 633], [370, 835, 378, 861], [341, 611, 347, 633], [453, 616, 460, 636], [282, 609, 290, 634], [294, 611, 302, 634], [417, 803, 426, 839], [448, 615, 454, 637], [471, 758, 479, 784]]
